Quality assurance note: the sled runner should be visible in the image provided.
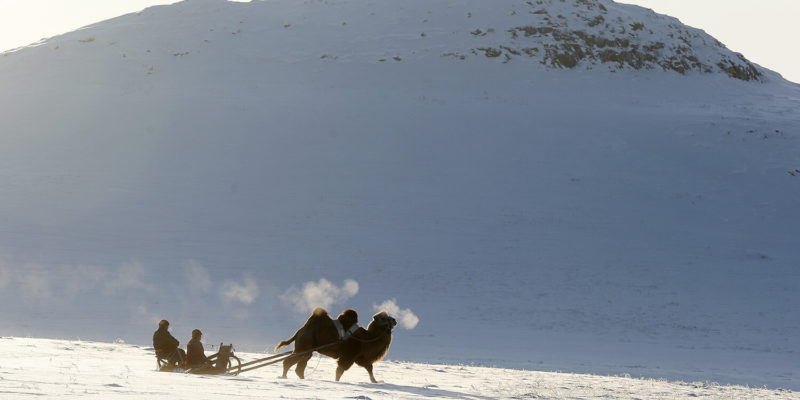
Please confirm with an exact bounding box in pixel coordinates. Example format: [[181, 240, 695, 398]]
[[155, 348, 185, 372]]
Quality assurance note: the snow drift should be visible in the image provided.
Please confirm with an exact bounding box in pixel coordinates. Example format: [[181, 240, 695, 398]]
[[0, 337, 794, 399]]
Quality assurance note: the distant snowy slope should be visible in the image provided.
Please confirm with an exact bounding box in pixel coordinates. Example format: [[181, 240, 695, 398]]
[[1, 0, 799, 391]]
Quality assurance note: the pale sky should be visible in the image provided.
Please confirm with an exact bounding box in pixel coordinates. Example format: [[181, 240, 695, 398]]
[[0, 0, 797, 83]]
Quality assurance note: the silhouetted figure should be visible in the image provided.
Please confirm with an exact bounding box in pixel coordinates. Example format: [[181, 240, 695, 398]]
[[186, 329, 210, 368], [153, 320, 185, 368]]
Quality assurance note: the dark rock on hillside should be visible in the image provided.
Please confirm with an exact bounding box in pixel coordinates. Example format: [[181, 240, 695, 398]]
[[460, 0, 762, 81]]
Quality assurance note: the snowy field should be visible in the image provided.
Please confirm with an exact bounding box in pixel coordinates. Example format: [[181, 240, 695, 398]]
[[1, 337, 795, 399], [1, 0, 799, 395]]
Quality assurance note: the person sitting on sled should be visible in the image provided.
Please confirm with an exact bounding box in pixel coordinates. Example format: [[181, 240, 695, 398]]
[[153, 320, 186, 367], [186, 329, 210, 368]]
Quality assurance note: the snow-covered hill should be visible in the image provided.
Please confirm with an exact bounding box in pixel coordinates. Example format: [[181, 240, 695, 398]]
[[1, 0, 799, 391], [1, 337, 794, 399]]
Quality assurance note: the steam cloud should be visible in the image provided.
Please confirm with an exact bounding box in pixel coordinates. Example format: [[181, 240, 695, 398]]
[[132, 304, 160, 325], [18, 263, 52, 299], [221, 277, 260, 304], [62, 264, 105, 297], [184, 260, 212, 293], [373, 299, 419, 330], [2, 258, 155, 300], [281, 278, 359, 313], [104, 261, 154, 294], [1, 257, 266, 326], [0, 258, 10, 289]]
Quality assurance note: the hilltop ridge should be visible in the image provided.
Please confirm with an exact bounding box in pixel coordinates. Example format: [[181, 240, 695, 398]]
[[2, 0, 763, 81]]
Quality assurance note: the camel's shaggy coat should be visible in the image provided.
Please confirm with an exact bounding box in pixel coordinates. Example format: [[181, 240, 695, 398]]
[[275, 307, 359, 379], [276, 308, 397, 382]]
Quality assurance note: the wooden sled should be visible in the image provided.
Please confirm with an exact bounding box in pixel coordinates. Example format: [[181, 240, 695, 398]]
[[185, 343, 242, 375], [156, 343, 241, 375]]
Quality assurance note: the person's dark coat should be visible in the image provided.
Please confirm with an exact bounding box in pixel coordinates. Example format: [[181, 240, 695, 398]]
[[153, 327, 180, 355], [186, 337, 209, 366]]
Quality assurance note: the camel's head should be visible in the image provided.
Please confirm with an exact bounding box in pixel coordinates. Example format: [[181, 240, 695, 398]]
[[370, 311, 397, 333]]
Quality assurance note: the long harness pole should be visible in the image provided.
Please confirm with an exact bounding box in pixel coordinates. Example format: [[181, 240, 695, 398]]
[[229, 340, 342, 375]]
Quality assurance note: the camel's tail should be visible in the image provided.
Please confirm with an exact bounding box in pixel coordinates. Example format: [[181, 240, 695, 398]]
[[274, 333, 297, 352]]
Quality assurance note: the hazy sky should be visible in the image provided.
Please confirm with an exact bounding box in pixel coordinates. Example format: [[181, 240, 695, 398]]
[[0, 0, 797, 83]]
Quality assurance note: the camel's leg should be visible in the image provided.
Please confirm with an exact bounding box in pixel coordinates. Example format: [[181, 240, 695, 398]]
[[294, 353, 313, 379], [281, 354, 298, 378], [363, 363, 377, 383], [336, 358, 355, 381]]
